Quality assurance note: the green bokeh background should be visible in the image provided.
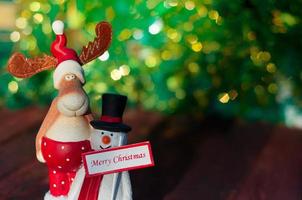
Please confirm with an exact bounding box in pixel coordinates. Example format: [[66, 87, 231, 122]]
[[1, 0, 302, 126]]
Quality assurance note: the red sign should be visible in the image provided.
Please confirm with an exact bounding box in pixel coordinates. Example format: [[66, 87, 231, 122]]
[[82, 141, 154, 177]]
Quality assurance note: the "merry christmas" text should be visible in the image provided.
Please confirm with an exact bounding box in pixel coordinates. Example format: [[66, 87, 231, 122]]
[[90, 153, 146, 168]]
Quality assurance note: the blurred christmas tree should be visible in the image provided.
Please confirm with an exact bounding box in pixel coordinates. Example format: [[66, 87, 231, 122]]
[[1, 0, 302, 125]]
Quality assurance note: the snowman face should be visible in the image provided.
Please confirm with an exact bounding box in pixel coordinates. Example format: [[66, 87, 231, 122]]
[[90, 129, 126, 150]]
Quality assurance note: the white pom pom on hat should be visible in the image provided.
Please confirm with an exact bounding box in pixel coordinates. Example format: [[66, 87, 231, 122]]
[[50, 20, 85, 89], [52, 20, 64, 35]]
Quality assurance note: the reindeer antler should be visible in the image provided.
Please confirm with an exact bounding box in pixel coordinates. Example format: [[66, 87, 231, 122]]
[[79, 21, 112, 65], [7, 53, 58, 78]]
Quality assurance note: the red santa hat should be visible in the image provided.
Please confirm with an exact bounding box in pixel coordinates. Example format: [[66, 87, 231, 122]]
[[51, 20, 85, 89]]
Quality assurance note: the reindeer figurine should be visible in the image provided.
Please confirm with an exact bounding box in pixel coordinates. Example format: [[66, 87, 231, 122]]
[[7, 20, 112, 200]]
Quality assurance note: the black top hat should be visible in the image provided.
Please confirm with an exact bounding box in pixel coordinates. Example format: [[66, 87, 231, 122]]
[[90, 93, 132, 132]]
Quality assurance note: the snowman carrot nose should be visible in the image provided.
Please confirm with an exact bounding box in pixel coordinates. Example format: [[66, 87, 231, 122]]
[[102, 135, 111, 145]]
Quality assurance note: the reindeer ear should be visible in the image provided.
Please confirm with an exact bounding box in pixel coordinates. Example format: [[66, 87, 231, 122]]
[[79, 21, 112, 65], [7, 53, 58, 78]]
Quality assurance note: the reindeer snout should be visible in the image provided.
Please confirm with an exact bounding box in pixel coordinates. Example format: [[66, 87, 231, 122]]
[[57, 93, 89, 116], [63, 93, 86, 110]]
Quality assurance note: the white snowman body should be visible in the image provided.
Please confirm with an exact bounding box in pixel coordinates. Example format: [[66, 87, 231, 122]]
[[68, 129, 132, 200]]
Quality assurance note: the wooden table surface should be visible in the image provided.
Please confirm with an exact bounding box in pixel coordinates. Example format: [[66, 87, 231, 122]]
[[1, 107, 302, 200]]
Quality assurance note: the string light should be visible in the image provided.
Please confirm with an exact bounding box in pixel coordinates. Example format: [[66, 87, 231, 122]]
[[118, 29, 132, 41], [186, 34, 198, 44], [208, 10, 219, 20], [41, 3, 51, 13], [29, 2, 41, 12], [229, 90, 238, 100], [167, 28, 178, 40], [266, 63, 276, 73], [95, 82, 107, 93], [268, 83, 278, 94], [161, 50, 172, 60], [10, 31, 20, 42], [21, 10, 31, 19], [28, 37, 37, 50], [202, 41, 220, 53], [175, 89, 186, 99], [148, 19, 163, 35], [188, 62, 199, 73], [8, 81, 18, 93], [33, 13, 44, 24], [105, 7, 115, 21], [191, 42, 203, 52], [219, 93, 230, 103], [197, 5, 208, 17], [183, 22, 193, 31], [145, 56, 158, 67], [247, 32, 256, 40], [254, 85, 265, 95], [164, 0, 178, 8], [257, 51, 271, 62], [167, 77, 179, 91], [22, 26, 32, 35], [15, 17, 28, 29], [185, 1, 195, 10], [133, 29, 143, 40], [42, 23, 52, 34], [110, 69, 122, 81], [119, 65, 130, 76], [3, 0, 298, 124]]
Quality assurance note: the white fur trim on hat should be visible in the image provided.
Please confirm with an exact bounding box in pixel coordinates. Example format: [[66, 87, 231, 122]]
[[53, 60, 85, 89], [52, 20, 64, 35]]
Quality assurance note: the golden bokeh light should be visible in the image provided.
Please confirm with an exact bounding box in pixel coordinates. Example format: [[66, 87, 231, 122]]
[[8, 81, 19, 93], [209, 10, 219, 20], [15, 17, 28, 29], [29, 2, 41, 12], [118, 29, 132, 41], [191, 42, 203, 52], [188, 62, 199, 73], [145, 55, 158, 68], [185, 1, 195, 10], [119, 65, 131, 76], [33, 13, 44, 24], [110, 69, 122, 81], [266, 63, 277, 73], [10, 31, 20, 42], [268, 83, 278, 94], [161, 50, 172, 60], [219, 93, 230, 103]]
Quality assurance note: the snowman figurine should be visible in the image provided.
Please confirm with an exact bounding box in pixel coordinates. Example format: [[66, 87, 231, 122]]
[[68, 93, 132, 200]]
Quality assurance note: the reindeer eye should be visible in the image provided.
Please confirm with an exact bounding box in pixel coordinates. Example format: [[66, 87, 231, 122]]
[[65, 74, 75, 81]]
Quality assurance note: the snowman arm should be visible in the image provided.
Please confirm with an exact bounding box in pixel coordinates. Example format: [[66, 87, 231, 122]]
[[121, 171, 132, 200], [118, 135, 132, 199]]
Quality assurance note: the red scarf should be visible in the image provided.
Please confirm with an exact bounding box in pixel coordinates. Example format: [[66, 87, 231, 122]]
[[78, 175, 103, 200]]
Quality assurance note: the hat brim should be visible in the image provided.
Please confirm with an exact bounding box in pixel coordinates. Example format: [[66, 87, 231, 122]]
[[90, 120, 132, 132]]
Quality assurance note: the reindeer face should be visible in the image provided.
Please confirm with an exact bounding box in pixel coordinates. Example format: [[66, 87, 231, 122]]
[[56, 74, 89, 117], [90, 129, 127, 150]]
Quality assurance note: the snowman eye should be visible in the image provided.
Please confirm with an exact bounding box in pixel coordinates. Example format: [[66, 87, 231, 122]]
[[101, 132, 104, 135], [110, 133, 113, 136]]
